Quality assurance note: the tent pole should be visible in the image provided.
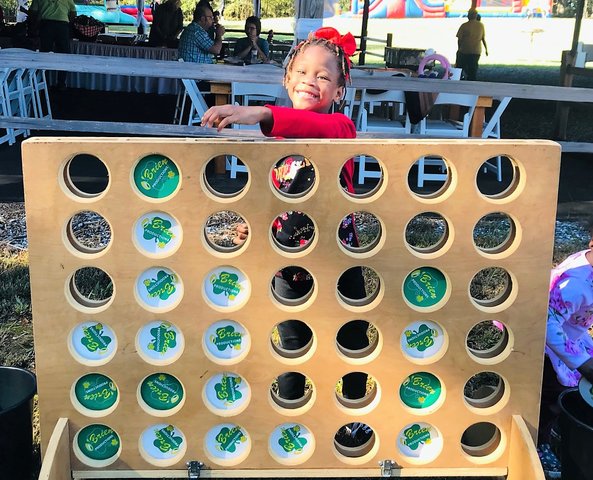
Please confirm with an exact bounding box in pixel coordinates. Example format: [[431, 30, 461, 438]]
[[359, 0, 369, 65], [570, 0, 585, 54], [553, 0, 585, 138]]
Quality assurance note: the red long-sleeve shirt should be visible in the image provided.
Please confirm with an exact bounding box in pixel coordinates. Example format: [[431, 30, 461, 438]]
[[261, 105, 356, 139], [262, 105, 356, 194]]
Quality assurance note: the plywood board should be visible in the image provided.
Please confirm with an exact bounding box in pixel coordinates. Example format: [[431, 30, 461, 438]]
[[23, 138, 560, 476]]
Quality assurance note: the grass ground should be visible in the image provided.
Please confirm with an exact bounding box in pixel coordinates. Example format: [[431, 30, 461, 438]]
[[479, 64, 593, 142]]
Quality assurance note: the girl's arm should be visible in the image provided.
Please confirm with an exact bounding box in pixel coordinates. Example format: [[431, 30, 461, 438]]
[[201, 105, 356, 138], [262, 106, 356, 139], [201, 105, 273, 131]]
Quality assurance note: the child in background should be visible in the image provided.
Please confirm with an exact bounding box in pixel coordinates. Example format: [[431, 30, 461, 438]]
[[202, 26, 374, 447], [538, 221, 593, 476]]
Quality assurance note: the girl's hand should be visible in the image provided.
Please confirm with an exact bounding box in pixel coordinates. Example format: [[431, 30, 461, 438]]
[[233, 223, 249, 245], [201, 105, 272, 131]]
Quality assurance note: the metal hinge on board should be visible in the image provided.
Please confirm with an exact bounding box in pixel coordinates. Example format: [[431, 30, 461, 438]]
[[379, 459, 399, 477], [187, 460, 204, 479]]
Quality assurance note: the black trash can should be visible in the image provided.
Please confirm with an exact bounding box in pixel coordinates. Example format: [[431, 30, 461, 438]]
[[559, 388, 593, 480], [0, 367, 37, 480]]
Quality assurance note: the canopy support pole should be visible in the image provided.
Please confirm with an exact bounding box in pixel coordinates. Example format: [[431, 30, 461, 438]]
[[553, 0, 585, 139], [358, 0, 369, 65]]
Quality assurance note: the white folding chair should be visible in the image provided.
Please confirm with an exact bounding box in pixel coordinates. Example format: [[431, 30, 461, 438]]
[[357, 89, 409, 132], [356, 89, 409, 185], [340, 86, 358, 121], [0, 68, 17, 146], [179, 78, 209, 126], [1, 68, 35, 141], [30, 68, 52, 119], [230, 81, 286, 108], [226, 81, 288, 178], [416, 93, 478, 187], [3, 49, 48, 120], [174, 59, 211, 125], [357, 71, 409, 123], [481, 96, 512, 182], [419, 92, 478, 137]]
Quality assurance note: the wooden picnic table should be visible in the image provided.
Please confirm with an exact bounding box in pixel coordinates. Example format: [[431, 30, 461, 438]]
[[210, 80, 494, 139], [4, 50, 592, 101], [3, 49, 593, 147]]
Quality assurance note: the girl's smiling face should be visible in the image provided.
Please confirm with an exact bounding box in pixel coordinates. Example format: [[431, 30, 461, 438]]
[[284, 45, 345, 113]]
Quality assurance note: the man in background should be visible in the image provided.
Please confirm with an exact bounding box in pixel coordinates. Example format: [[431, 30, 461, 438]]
[[455, 9, 488, 81], [178, 2, 224, 64], [29, 0, 76, 89]]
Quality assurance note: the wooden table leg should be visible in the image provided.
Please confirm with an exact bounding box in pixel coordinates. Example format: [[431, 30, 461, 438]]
[[470, 96, 493, 138], [210, 81, 233, 174], [553, 50, 575, 140]]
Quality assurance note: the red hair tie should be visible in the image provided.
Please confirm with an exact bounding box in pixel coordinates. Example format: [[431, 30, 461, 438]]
[[313, 26, 356, 71]]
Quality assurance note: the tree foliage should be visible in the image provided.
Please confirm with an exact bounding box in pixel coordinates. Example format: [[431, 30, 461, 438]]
[[173, 0, 295, 21], [552, 0, 592, 17], [1, 0, 17, 21], [175, 0, 295, 23], [180, 0, 197, 21], [260, 0, 295, 18]]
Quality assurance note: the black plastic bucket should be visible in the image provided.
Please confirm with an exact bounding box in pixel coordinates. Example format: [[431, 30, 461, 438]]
[[0, 367, 37, 479], [559, 388, 593, 480]]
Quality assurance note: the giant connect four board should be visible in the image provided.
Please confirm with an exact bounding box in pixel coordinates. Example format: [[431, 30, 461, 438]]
[[22, 137, 560, 477]]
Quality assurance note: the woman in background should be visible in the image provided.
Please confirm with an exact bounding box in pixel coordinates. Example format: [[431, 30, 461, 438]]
[[148, 0, 183, 47], [233, 15, 269, 62]]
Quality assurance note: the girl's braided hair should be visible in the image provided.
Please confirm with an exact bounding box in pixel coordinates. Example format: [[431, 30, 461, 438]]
[[284, 31, 353, 87]]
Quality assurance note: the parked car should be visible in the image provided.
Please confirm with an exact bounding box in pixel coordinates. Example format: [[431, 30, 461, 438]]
[[74, 0, 152, 24]]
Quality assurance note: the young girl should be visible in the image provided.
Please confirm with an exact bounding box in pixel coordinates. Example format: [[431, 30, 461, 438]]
[[538, 222, 593, 475], [202, 27, 374, 448]]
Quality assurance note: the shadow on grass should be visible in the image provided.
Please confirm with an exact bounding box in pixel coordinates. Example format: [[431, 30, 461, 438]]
[[479, 64, 593, 143]]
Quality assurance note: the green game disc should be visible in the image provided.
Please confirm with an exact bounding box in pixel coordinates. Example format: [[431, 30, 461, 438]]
[[133, 154, 180, 199], [74, 373, 118, 411], [399, 372, 442, 409], [403, 267, 447, 308], [76, 424, 120, 461], [140, 372, 184, 411]]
